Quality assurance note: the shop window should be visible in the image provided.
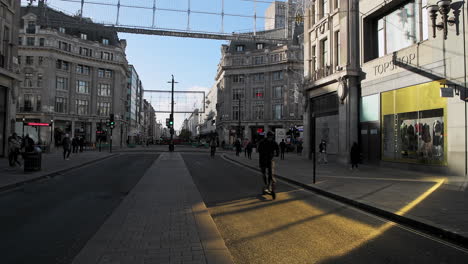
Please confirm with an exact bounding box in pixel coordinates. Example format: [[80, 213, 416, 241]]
[[381, 81, 446, 165]]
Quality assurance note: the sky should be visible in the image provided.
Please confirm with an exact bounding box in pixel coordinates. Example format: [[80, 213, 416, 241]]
[[24, 0, 284, 130]]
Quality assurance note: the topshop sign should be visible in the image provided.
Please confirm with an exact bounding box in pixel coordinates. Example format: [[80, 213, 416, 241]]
[[373, 53, 416, 76]]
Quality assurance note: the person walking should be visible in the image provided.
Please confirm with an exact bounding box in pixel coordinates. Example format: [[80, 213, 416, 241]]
[[243, 139, 249, 157], [319, 140, 328, 164], [279, 139, 286, 160], [350, 142, 360, 170], [297, 141, 303, 156], [8, 133, 22, 167], [235, 139, 241, 156], [79, 136, 85, 152], [246, 140, 253, 159], [22, 134, 35, 153], [72, 136, 78, 153], [62, 134, 72, 160], [210, 137, 217, 158], [258, 132, 279, 199]]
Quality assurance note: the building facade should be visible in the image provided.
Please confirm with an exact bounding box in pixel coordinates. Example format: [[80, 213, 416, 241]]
[[17, 3, 128, 147], [0, 0, 20, 157], [303, 0, 360, 162], [304, 0, 468, 175], [127, 64, 145, 144], [265, 1, 287, 30], [199, 84, 218, 138]]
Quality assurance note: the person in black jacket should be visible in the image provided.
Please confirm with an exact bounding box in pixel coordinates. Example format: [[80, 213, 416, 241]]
[[279, 139, 286, 160], [350, 142, 360, 170], [258, 132, 279, 199]]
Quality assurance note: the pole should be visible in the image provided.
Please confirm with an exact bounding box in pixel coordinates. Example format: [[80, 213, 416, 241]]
[[463, 1, 467, 176], [238, 96, 241, 139], [110, 127, 113, 153], [50, 120, 53, 153], [312, 112, 316, 184], [22, 116, 25, 138], [99, 119, 102, 152]]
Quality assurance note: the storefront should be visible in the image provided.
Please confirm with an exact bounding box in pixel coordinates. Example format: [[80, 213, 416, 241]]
[[311, 93, 339, 155], [380, 81, 447, 165], [360, 94, 380, 163]]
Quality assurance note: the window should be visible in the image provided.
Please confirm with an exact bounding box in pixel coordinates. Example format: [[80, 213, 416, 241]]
[[253, 73, 265, 82], [232, 88, 244, 100], [273, 71, 283, 81], [105, 70, 113, 78], [55, 97, 67, 113], [79, 47, 90, 56], [273, 86, 283, 99], [97, 102, 111, 116], [102, 38, 109, 45], [232, 74, 244, 83], [26, 21, 36, 34], [26, 56, 33, 65], [18, 37, 22, 45], [370, 0, 427, 60], [98, 83, 111, 96], [36, 95, 41, 111], [254, 56, 264, 65], [26, 37, 34, 46], [80, 33, 87, 40], [59, 27, 66, 33], [236, 45, 244, 52], [76, 80, 90, 94], [76, 65, 90, 75], [253, 88, 264, 99], [310, 4, 316, 27], [38, 56, 43, 65], [101, 52, 111, 60], [56, 76, 68, 90], [334, 0, 339, 9], [271, 54, 280, 62], [24, 73, 33, 87], [39, 38, 45, 46], [76, 99, 89, 115], [98, 69, 105, 78], [273, 104, 283, 120], [232, 57, 244, 66], [37, 74, 43, 87], [17, 56, 21, 65], [253, 104, 264, 120], [310, 45, 316, 73], [321, 38, 328, 67], [334, 31, 340, 66], [23, 94, 33, 112], [56, 60, 69, 71], [256, 43, 264, 50], [321, 0, 329, 19], [233, 105, 240, 120], [59, 41, 71, 52]]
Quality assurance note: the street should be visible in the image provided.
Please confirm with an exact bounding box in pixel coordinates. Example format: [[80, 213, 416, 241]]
[[0, 154, 156, 264], [183, 153, 468, 264]]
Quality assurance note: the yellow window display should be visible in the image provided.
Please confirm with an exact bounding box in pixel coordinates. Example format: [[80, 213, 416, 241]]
[[381, 81, 447, 165]]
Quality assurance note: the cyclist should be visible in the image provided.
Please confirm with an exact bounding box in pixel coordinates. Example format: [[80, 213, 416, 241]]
[[258, 132, 279, 199]]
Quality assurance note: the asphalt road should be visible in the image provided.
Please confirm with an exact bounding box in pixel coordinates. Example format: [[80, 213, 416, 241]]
[[183, 153, 468, 264], [0, 153, 157, 264]]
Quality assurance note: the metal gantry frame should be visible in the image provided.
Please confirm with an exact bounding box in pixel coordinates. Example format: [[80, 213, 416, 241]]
[[57, 0, 292, 43]]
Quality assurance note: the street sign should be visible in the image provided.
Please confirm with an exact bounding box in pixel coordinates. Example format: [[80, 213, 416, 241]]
[[275, 128, 286, 144]]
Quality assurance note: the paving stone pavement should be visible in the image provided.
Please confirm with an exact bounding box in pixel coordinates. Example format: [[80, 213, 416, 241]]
[[223, 151, 468, 240], [72, 152, 234, 264], [0, 150, 115, 191]]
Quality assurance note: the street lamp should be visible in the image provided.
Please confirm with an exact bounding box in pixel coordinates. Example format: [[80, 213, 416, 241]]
[[22, 116, 25, 138], [49, 119, 54, 152], [428, 0, 463, 39]]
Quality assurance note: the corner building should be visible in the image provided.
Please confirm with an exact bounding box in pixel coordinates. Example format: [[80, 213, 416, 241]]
[[17, 3, 128, 147]]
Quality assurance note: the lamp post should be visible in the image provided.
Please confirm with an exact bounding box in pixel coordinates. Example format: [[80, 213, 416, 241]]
[[428, 0, 467, 175], [22, 116, 25, 138], [49, 119, 54, 152]]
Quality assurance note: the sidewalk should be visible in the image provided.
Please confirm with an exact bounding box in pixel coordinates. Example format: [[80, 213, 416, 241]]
[[223, 151, 468, 247], [0, 150, 116, 192], [72, 152, 233, 264]]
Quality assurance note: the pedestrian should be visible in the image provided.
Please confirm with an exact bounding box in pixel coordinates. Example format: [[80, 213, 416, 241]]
[[243, 139, 249, 157], [8, 133, 22, 167], [350, 142, 360, 170], [279, 139, 286, 160], [210, 137, 217, 158], [297, 142, 303, 156], [62, 134, 72, 160], [79, 136, 85, 152], [22, 134, 35, 153], [72, 136, 78, 153], [319, 140, 328, 164], [246, 140, 253, 159], [258, 132, 279, 199], [235, 139, 241, 156]]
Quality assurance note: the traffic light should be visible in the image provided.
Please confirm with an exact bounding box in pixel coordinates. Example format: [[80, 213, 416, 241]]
[[166, 118, 170, 127], [169, 114, 174, 127], [109, 114, 115, 129]]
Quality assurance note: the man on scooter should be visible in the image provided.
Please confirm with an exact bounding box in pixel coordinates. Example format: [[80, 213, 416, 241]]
[[258, 131, 279, 199]]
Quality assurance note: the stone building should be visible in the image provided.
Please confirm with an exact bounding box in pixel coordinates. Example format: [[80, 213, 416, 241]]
[[16, 3, 129, 148], [302, 0, 360, 162], [0, 0, 20, 157], [198, 83, 218, 139], [127, 65, 144, 144], [216, 1, 304, 145], [304, 0, 468, 175]]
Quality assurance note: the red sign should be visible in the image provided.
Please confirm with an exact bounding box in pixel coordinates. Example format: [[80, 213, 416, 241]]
[[26, 122, 51, 126], [96, 130, 106, 134], [257, 128, 264, 133]]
